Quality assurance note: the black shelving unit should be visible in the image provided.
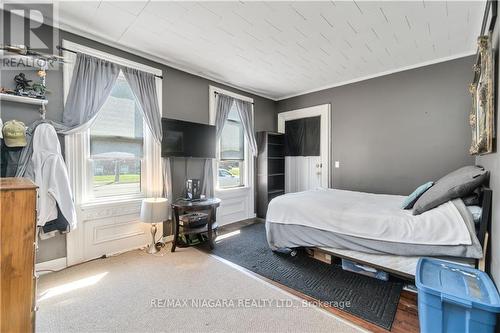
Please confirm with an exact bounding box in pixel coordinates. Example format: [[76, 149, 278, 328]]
[[257, 131, 285, 218]]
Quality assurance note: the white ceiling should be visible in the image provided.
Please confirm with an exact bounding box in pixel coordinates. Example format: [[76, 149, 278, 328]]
[[55, 1, 486, 100]]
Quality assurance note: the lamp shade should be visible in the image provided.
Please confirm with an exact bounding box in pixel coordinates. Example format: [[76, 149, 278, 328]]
[[140, 198, 169, 224]]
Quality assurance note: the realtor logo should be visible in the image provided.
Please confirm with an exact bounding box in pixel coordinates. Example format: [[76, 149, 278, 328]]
[[1, 3, 59, 70]]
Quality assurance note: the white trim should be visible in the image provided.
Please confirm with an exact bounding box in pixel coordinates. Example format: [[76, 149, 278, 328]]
[[62, 40, 162, 76], [278, 104, 331, 188], [35, 257, 67, 275], [277, 51, 476, 100]]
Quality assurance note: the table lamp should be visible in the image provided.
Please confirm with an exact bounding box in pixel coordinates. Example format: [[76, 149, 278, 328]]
[[140, 198, 168, 254]]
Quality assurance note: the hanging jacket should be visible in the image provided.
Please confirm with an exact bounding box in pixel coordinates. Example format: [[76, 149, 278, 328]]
[[16, 119, 69, 178], [32, 123, 77, 230]]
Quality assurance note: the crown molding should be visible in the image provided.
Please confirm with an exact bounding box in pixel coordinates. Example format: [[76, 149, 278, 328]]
[[275, 51, 477, 101]]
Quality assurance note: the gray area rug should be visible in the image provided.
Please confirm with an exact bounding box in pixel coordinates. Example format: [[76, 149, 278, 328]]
[[37, 249, 364, 333], [209, 222, 402, 330]]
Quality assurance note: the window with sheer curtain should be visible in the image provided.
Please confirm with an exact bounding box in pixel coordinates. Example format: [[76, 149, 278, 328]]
[[218, 106, 245, 189], [63, 41, 162, 204]]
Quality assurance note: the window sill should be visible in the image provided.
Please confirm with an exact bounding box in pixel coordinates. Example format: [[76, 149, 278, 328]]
[[216, 186, 250, 192]]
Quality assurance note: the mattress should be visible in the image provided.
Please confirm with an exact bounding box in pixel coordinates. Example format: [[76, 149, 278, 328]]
[[266, 189, 482, 258]]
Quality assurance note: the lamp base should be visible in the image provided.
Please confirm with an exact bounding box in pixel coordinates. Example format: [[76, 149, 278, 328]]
[[145, 223, 159, 254], [146, 244, 159, 254]]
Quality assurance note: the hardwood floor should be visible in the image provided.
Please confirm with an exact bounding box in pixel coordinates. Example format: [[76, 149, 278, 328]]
[[217, 219, 420, 333]]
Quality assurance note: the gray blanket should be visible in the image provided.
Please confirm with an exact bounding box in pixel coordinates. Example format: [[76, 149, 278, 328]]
[[266, 199, 483, 259]]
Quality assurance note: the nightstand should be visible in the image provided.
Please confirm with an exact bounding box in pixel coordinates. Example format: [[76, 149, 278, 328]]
[[171, 198, 221, 252]]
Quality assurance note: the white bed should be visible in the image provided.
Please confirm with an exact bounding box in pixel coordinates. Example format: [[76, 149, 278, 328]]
[[265, 188, 489, 279]]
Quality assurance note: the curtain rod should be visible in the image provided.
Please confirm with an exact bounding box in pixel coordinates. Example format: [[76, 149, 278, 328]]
[[56, 45, 164, 79], [213, 91, 254, 105]]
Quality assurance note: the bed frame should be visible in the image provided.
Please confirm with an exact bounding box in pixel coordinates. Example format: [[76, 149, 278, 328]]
[[309, 186, 493, 282]]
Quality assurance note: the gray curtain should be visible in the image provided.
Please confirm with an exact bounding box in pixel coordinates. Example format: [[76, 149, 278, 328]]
[[215, 94, 234, 139], [162, 157, 173, 218], [202, 158, 214, 198], [122, 67, 162, 143], [63, 52, 120, 131], [234, 99, 258, 156]]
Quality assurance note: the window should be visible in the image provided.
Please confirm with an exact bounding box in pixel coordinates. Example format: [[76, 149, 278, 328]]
[[218, 107, 245, 189], [89, 74, 144, 198], [209, 86, 255, 224], [63, 40, 162, 205]]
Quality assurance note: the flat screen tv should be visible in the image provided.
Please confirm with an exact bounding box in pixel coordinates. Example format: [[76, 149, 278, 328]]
[[161, 118, 216, 158]]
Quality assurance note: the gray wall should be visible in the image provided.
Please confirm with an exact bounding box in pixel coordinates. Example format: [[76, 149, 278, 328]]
[[276, 56, 476, 196], [1, 22, 276, 263], [476, 18, 499, 285]]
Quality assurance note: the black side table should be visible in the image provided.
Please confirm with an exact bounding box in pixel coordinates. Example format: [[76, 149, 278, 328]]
[[171, 198, 221, 252]]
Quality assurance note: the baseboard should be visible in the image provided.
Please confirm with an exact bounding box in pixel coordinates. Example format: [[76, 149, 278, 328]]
[[36, 257, 67, 275]]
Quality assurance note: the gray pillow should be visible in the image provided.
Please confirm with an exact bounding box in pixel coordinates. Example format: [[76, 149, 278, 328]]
[[413, 166, 488, 215]]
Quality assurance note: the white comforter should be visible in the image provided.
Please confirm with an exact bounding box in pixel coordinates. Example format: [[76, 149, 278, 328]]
[[266, 188, 471, 246]]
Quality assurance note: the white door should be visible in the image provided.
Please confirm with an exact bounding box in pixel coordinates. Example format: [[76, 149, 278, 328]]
[[278, 104, 331, 192]]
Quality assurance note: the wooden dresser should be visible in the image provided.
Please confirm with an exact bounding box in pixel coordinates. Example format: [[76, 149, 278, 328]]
[[1, 178, 38, 333]]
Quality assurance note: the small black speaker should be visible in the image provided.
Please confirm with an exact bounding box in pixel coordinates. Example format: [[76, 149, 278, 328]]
[[186, 179, 201, 200]]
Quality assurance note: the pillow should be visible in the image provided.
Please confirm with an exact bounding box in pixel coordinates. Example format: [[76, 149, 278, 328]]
[[413, 166, 489, 215], [401, 182, 434, 209], [466, 205, 482, 223]]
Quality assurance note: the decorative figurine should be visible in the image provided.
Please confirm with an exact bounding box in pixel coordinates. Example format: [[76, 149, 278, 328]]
[[14, 73, 32, 93], [31, 69, 47, 98], [31, 83, 46, 97]]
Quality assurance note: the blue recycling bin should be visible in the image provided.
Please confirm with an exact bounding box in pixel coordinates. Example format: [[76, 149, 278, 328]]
[[416, 258, 500, 333]]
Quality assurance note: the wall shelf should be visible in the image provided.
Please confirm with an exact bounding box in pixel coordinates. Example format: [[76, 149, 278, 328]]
[[0, 93, 48, 106]]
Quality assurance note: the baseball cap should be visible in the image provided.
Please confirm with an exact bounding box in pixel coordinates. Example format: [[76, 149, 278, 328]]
[[2, 120, 27, 147]]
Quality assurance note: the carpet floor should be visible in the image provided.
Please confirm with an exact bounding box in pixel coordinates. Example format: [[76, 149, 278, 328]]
[[209, 222, 402, 330], [37, 248, 367, 333]]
